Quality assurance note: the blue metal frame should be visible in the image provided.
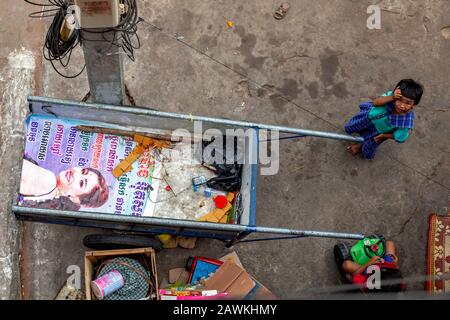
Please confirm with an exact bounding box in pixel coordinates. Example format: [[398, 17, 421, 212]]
[[249, 127, 258, 227]]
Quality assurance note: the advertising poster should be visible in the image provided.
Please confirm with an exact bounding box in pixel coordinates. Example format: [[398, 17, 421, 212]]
[[18, 114, 159, 216]]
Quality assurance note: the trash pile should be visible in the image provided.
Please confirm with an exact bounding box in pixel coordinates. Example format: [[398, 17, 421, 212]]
[[158, 252, 276, 300]]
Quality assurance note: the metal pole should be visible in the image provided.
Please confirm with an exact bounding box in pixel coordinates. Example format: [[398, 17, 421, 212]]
[[81, 29, 124, 105], [12, 206, 365, 241], [28, 96, 364, 143]]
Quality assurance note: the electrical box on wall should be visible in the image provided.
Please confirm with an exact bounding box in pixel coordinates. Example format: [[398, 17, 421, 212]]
[[74, 0, 121, 28]]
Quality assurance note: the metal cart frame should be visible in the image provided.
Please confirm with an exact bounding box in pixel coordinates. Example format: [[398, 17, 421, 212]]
[[12, 96, 365, 247]]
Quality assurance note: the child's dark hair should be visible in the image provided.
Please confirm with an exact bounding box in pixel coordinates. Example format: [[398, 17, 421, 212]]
[[394, 79, 424, 105]]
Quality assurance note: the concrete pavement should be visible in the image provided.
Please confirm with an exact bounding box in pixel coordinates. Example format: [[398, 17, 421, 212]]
[[0, 0, 449, 299]]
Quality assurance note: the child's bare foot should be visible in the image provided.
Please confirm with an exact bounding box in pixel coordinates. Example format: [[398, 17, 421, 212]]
[[346, 143, 362, 156]]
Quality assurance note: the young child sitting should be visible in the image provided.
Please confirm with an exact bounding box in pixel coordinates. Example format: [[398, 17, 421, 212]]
[[342, 240, 405, 293], [345, 79, 423, 159]]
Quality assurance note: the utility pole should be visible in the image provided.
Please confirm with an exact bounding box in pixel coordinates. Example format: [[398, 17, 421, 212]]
[[74, 0, 132, 105], [81, 29, 125, 105]]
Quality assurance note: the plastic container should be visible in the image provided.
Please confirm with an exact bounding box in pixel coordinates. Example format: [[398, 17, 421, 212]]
[[91, 270, 125, 300], [192, 176, 207, 192]]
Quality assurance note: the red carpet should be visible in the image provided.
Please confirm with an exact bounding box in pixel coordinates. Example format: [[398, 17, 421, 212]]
[[427, 214, 450, 293]]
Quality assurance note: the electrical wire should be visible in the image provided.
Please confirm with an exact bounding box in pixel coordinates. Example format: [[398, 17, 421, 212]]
[[24, 0, 141, 78], [25, 1, 84, 78], [25, 0, 67, 18], [44, 7, 85, 78], [79, 0, 141, 61]]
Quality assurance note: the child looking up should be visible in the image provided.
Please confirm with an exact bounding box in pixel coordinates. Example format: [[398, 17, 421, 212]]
[[345, 79, 423, 159]]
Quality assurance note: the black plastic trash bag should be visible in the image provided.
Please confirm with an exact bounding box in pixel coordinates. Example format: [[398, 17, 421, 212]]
[[198, 136, 243, 192]]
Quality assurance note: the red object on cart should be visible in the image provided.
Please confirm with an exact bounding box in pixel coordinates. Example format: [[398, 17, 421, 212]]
[[214, 195, 228, 209]]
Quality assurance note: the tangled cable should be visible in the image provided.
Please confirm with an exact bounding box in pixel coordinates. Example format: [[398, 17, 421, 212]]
[[24, 0, 141, 78], [80, 0, 141, 62]]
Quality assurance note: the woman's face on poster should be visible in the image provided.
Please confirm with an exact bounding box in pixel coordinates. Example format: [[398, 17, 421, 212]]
[[58, 167, 99, 199]]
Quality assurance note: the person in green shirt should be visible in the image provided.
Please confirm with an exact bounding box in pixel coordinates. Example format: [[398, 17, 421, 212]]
[[344, 79, 423, 159]]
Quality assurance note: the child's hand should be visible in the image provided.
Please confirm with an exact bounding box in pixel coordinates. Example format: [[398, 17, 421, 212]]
[[393, 88, 403, 100], [369, 256, 383, 264], [374, 134, 386, 144]]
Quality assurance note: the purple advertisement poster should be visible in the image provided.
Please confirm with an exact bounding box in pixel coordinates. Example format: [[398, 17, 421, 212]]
[[18, 114, 159, 216]]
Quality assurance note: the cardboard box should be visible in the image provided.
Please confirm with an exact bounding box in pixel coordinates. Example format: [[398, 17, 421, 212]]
[[245, 280, 277, 300], [219, 251, 243, 268], [84, 247, 159, 300], [169, 268, 190, 284], [204, 261, 255, 299], [213, 253, 277, 300]]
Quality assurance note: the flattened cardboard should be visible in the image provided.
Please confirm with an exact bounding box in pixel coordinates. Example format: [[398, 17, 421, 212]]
[[219, 251, 243, 268], [204, 261, 255, 299], [169, 268, 190, 284], [218, 252, 276, 300]]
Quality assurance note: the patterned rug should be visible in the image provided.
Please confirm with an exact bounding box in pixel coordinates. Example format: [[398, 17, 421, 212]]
[[427, 214, 450, 293]]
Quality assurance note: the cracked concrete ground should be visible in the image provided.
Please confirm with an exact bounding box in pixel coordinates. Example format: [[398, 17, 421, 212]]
[[1, 0, 449, 299]]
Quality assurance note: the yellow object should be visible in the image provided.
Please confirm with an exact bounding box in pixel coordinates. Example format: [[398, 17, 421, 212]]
[[112, 134, 172, 179], [212, 208, 226, 220], [60, 18, 74, 42], [219, 215, 228, 224], [197, 211, 219, 222], [157, 234, 172, 242], [227, 21, 233, 28], [156, 234, 178, 249], [198, 206, 231, 223], [222, 202, 232, 214], [111, 144, 144, 178], [226, 192, 235, 202], [134, 134, 171, 150], [198, 209, 222, 223]]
